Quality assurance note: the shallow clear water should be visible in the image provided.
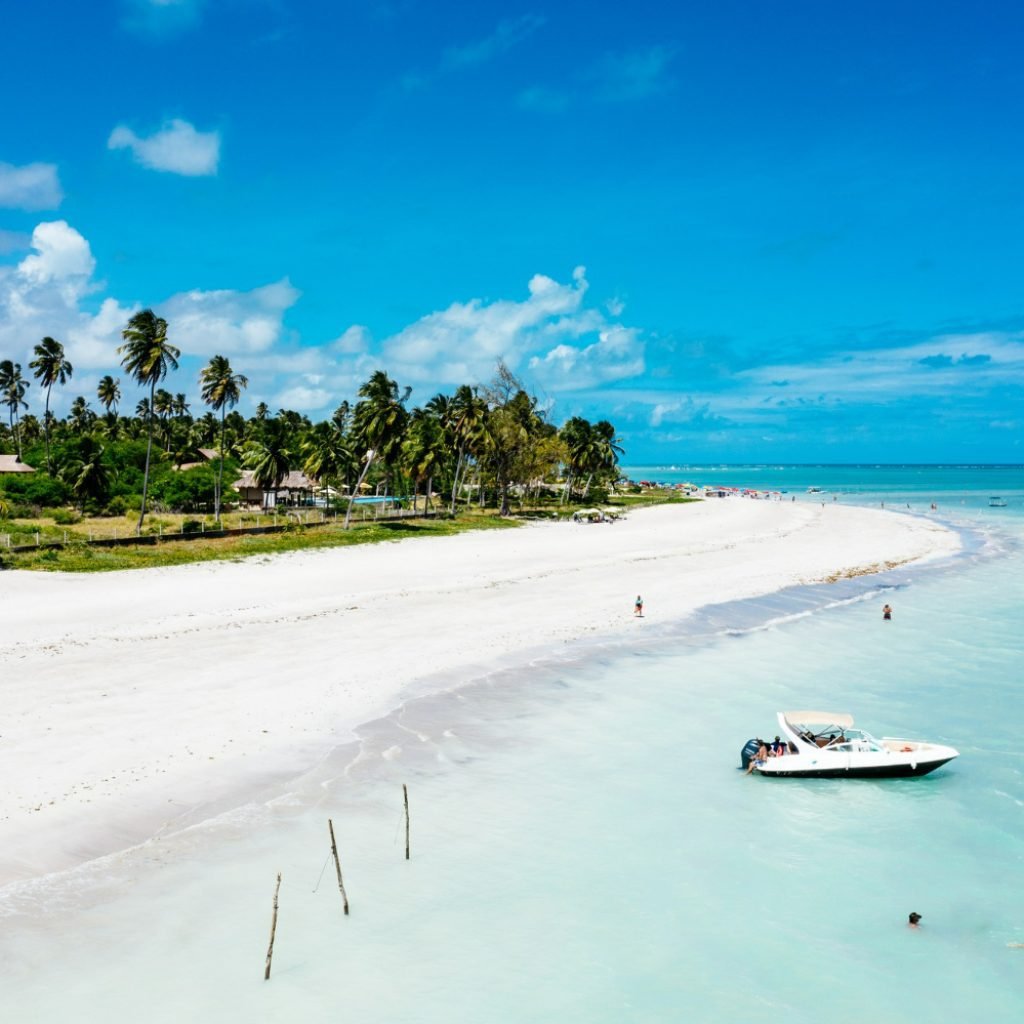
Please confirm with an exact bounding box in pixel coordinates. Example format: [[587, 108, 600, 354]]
[[4, 470, 1024, 1021]]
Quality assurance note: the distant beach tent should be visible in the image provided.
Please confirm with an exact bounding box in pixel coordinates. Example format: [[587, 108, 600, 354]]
[[0, 455, 35, 474]]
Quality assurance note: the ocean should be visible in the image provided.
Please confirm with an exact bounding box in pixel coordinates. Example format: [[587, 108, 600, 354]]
[[3, 466, 1023, 1022]]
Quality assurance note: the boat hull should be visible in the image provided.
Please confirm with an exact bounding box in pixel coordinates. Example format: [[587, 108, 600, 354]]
[[756, 756, 955, 779]]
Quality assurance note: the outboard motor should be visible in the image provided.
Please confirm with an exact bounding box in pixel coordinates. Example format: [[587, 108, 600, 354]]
[[740, 738, 761, 770]]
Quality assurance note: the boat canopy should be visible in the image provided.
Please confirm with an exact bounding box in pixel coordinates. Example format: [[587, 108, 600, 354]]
[[781, 711, 854, 729]]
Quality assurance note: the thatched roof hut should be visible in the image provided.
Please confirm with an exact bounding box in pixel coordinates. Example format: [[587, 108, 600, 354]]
[[0, 455, 35, 474]]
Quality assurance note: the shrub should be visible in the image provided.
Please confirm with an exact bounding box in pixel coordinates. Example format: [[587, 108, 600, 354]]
[[181, 519, 203, 534], [103, 496, 128, 517], [51, 508, 82, 525]]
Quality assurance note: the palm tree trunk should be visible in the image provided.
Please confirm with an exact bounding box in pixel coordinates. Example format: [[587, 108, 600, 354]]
[[412, 480, 419, 514], [215, 407, 225, 523], [425, 475, 433, 517], [44, 384, 53, 475], [343, 453, 375, 530], [137, 380, 156, 533], [449, 447, 464, 516]]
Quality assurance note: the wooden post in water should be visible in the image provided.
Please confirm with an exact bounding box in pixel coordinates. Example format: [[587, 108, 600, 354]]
[[327, 819, 350, 915], [403, 784, 410, 860], [264, 872, 282, 981]]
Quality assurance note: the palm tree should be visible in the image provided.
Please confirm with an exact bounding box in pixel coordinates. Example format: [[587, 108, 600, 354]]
[[242, 420, 291, 508], [302, 421, 354, 510], [446, 385, 488, 514], [404, 408, 446, 516], [153, 388, 175, 451], [60, 436, 111, 508], [344, 370, 411, 529], [173, 392, 190, 420], [97, 375, 121, 415], [29, 336, 73, 475], [118, 309, 180, 532], [199, 354, 248, 523], [69, 396, 95, 434], [0, 360, 30, 461]]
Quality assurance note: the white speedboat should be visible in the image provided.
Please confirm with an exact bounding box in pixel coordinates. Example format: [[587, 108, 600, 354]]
[[741, 711, 958, 779], [989, 496, 1007, 508]]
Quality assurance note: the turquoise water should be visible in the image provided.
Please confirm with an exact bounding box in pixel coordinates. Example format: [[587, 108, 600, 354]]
[[4, 467, 1024, 1021], [625, 463, 1024, 511]]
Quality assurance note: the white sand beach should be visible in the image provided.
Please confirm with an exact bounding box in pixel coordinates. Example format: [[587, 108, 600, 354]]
[[0, 500, 959, 888]]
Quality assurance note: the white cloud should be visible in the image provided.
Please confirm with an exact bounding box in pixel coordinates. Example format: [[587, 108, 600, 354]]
[[0, 162, 63, 210], [738, 332, 1024, 405], [593, 45, 676, 101], [17, 220, 95, 288], [108, 119, 220, 176], [331, 325, 371, 354], [442, 14, 546, 69], [273, 383, 332, 410], [161, 279, 301, 356], [528, 325, 645, 389], [0, 222, 133, 376], [359, 266, 646, 391]]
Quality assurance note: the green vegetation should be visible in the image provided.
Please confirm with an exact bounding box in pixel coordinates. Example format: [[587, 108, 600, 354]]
[[2, 310, 691, 572]]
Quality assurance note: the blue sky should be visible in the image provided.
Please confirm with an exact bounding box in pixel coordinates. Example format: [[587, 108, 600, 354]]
[[1, 0, 1022, 462]]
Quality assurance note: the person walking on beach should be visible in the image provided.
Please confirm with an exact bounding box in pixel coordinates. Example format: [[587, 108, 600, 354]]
[[634, 595, 643, 617], [883, 603, 892, 621]]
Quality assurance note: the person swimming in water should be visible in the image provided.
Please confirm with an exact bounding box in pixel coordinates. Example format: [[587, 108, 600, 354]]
[[908, 912, 922, 928], [883, 603, 892, 620]]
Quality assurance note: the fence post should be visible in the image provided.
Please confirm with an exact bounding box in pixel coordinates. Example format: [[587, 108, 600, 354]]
[[35, 532, 40, 546]]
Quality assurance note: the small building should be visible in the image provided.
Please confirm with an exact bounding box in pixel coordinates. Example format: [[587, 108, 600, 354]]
[[175, 447, 222, 472], [233, 469, 316, 509], [0, 455, 35, 475]]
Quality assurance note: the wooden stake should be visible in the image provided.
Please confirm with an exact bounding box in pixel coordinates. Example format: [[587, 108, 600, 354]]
[[403, 784, 410, 860], [327, 819, 350, 915], [264, 872, 282, 981]]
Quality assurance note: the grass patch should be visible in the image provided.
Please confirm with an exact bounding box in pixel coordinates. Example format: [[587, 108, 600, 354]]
[[3, 513, 520, 573], [0, 490, 695, 573]]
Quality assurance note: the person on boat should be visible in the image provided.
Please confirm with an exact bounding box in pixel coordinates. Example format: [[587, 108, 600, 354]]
[[745, 740, 769, 774], [771, 736, 787, 756], [908, 912, 922, 928], [634, 595, 643, 617], [883, 603, 892, 620]]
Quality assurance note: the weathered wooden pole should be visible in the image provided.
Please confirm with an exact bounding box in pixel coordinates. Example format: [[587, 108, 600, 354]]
[[403, 784, 410, 860], [264, 872, 282, 981], [327, 819, 350, 915]]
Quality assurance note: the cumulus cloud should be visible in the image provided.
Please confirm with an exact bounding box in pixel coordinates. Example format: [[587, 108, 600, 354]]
[[369, 266, 644, 391], [273, 382, 332, 410], [331, 325, 372, 354], [16, 220, 95, 288], [0, 221, 133, 375], [161, 279, 301, 356], [0, 161, 63, 210], [528, 325, 645, 389], [108, 119, 220, 176]]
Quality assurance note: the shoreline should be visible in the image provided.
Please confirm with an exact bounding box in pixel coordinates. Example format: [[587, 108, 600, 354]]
[[0, 500, 961, 893]]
